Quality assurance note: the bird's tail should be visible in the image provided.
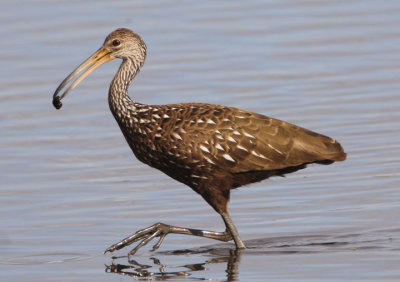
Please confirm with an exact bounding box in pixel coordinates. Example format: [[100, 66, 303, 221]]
[[293, 128, 347, 164]]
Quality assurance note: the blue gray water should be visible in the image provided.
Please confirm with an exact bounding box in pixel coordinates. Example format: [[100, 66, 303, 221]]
[[1, 0, 400, 280]]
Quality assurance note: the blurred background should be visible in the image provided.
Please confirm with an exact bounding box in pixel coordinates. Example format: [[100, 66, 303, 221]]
[[1, 0, 399, 280]]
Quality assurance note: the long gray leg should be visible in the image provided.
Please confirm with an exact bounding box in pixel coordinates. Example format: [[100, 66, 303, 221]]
[[221, 212, 246, 249], [105, 222, 233, 255], [105, 212, 245, 255]]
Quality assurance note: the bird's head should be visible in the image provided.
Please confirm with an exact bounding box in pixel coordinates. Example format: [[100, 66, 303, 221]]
[[103, 28, 146, 61], [52, 28, 146, 109]]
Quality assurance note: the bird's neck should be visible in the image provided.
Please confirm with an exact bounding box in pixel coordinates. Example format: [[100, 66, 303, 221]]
[[108, 58, 142, 118]]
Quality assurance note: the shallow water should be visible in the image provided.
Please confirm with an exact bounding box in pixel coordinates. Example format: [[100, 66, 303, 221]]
[[1, 0, 400, 280]]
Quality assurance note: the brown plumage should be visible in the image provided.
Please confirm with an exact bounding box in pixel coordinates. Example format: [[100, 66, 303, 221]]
[[52, 28, 346, 255]]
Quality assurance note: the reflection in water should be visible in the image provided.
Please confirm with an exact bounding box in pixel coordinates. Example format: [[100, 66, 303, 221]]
[[2, 0, 400, 280], [105, 249, 242, 281], [105, 230, 399, 280]]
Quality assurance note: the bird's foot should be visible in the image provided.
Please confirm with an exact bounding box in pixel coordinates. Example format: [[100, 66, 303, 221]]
[[104, 222, 171, 256]]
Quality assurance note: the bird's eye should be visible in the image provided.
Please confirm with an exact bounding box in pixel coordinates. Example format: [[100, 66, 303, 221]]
[[112, 39, 120, 46]]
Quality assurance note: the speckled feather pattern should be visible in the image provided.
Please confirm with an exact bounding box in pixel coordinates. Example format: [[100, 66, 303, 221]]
[[53, 28, 346, 252], [105, 28, 345, 213]]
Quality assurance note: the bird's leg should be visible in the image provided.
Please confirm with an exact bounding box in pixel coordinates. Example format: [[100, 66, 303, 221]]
[[105, 222, 233, 256], [221, 212, 246, 249]]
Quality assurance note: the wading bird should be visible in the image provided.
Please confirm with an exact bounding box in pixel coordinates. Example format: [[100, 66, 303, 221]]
[[52, 28, 346, 255]]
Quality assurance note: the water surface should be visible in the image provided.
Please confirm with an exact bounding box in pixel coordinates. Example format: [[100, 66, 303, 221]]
[[1, 0, 400, 280]]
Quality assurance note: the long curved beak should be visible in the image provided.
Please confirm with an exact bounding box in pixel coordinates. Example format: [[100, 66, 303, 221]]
[[52, 47, 115, 109]]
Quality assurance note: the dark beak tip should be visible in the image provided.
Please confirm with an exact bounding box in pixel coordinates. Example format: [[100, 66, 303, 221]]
[[52, 96, 63, 109]]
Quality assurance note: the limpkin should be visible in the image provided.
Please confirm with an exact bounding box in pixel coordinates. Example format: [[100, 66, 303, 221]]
[[52, 28, 346, 255]]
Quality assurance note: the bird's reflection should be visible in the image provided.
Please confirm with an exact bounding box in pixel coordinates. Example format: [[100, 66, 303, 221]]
[[105, 248, 242, 281], [105, 233, 365, 280]]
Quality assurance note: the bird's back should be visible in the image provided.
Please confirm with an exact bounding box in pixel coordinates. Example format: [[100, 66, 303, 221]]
[[114, 102, 346, 191]]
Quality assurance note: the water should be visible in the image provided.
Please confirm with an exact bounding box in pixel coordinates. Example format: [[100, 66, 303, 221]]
[[1, 0, 400, 280]]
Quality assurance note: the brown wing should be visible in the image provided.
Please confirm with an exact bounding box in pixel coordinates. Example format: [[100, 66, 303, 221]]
[[179, 104, 346, 174]]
